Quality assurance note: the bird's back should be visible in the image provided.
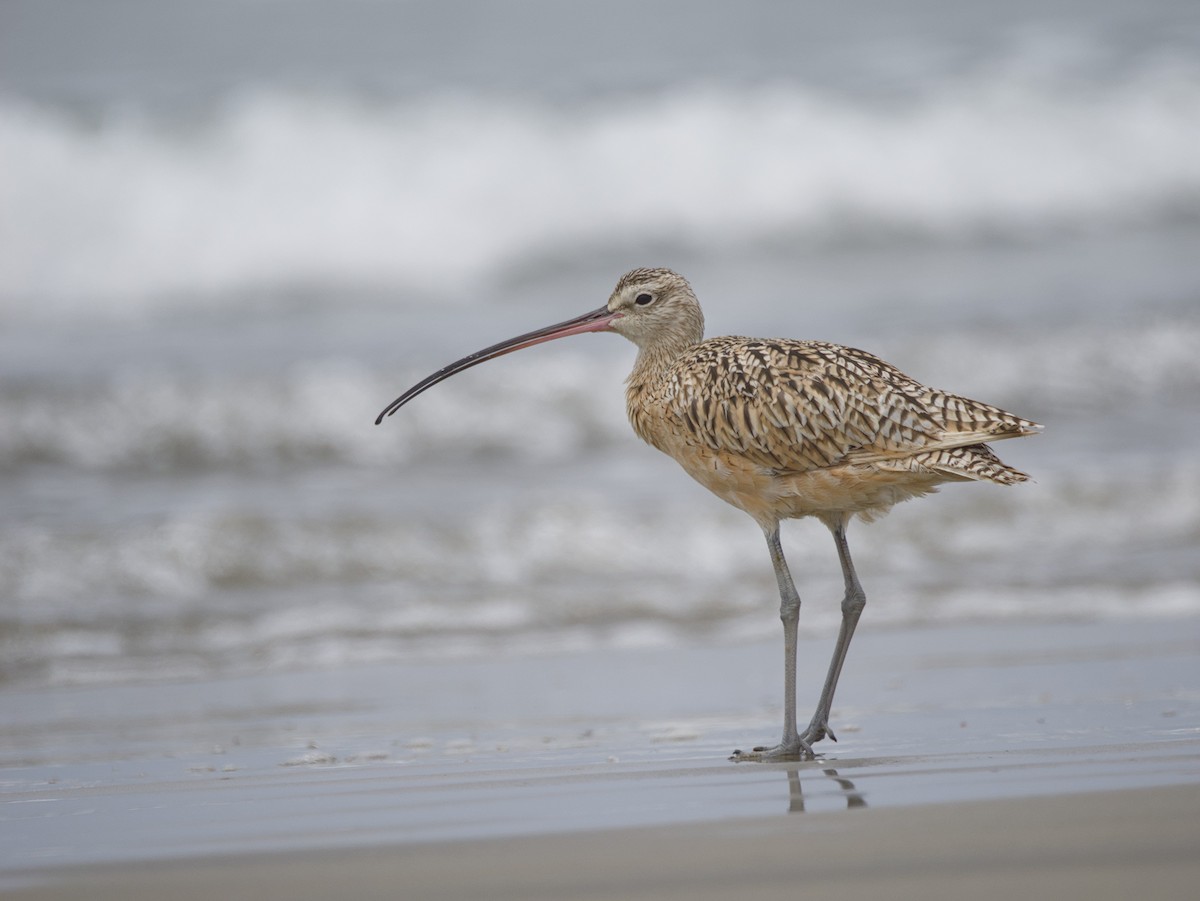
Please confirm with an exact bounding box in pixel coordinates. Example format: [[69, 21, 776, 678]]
[[626, 336, 1039, 520]]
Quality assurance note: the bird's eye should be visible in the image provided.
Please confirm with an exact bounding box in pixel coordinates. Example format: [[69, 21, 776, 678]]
[[635, 293, 654, 306]]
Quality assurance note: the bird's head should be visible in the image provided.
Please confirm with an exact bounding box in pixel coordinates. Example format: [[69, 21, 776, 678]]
[[605, 267, 706, 352]]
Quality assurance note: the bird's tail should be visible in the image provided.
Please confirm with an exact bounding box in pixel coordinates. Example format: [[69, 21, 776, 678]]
[[904, 443, 1031, 485]]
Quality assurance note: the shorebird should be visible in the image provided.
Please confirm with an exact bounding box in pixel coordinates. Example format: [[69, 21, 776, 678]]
[[376, 268, 1040, 760]]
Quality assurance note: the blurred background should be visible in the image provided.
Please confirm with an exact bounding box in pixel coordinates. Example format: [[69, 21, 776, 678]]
[[2, 0, 1198, 689]]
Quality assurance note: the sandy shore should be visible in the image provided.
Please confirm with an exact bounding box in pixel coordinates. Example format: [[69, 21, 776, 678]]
[[12, 783, 1200, 901], [3, 618, 1199, 897]]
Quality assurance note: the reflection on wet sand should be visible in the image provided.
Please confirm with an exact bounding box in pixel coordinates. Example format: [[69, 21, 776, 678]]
[[786, 767, 867, 813]]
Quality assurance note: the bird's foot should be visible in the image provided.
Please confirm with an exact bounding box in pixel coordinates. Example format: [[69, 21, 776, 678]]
[[729, 738, 816, 763], [800, 718, 837, 747], [730, 716, 839, 762]]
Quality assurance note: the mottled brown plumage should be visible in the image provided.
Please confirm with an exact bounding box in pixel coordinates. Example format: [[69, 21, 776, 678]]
[[376, 266, 1041, 761], [617, 268, 1037, 533]]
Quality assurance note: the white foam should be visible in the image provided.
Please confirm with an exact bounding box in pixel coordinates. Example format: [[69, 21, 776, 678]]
[[2, 315, 1196, 472], [3, 56, 1199, 314]]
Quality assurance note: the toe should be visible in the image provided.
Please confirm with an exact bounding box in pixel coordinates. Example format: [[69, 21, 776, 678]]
[[730, 741, 816, 762]]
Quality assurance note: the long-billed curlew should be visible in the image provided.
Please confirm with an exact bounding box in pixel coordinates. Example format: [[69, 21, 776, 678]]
[[376, 268, 1041, 760]]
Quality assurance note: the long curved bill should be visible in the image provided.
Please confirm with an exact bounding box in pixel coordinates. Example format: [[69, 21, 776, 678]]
[[375, 305, 622, 424]]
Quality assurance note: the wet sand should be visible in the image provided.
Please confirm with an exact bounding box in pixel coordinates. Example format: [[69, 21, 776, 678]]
[[3, 618, 1199, 897], [13, 783, 1200, 901]]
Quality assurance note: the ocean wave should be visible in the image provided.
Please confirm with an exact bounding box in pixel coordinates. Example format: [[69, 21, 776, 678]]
[[1, 314, 1196, 472], [3, 58, 1200, 313], [3, 456, 1197, 687], [4, 322, 1198, 687], [0, 355, 627, 470]]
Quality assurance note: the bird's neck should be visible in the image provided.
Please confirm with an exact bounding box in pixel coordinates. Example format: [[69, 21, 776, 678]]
[[624, 332, 703, 451], [629, 336, 694, 387]]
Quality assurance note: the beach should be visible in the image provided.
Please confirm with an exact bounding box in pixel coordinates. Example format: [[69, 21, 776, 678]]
[[5, 618, 1198, 896], [16, 787, 1199, 901], [3, 1, 1200, 896]]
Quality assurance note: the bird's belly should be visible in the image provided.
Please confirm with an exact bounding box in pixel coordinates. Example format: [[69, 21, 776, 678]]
[[670, 444, 942, 528]]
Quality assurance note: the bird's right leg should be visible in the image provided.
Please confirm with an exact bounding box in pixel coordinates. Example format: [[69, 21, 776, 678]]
[[731, 526, 815, 762]]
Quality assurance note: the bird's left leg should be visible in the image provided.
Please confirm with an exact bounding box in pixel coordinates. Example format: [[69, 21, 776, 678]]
[[798, 516, 866, 748]]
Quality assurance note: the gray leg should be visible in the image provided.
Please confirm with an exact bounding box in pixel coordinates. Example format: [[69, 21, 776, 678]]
[[766, 526, 802, 751], [731, 525, 812, 761], [799, 518, 866, 747]]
